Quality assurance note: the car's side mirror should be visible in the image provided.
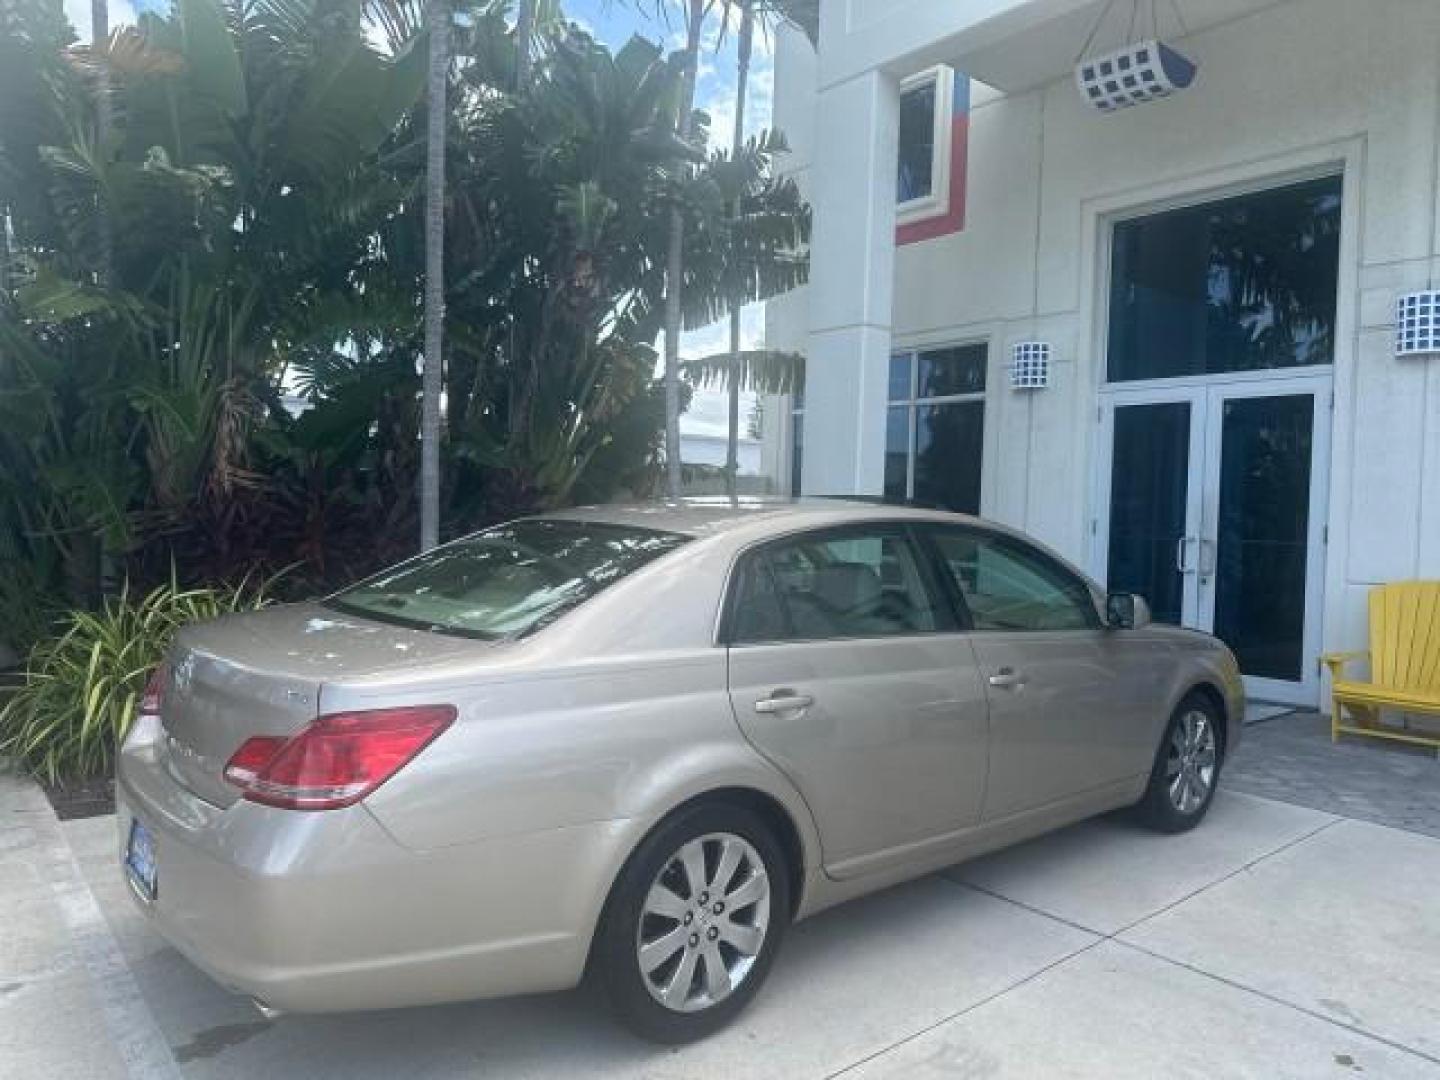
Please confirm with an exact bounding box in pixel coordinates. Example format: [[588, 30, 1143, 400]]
[[1106, 592, 1151, 630]]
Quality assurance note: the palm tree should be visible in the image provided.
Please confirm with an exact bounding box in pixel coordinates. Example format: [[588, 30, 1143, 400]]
[[421, 0, 449, 550], [721, 0, 753, 496], [91, 0, 111, 287], [3, 0, 431, 602], [661, 0, 710, 499], [689, 0, 816, 495], [676, 130, 810, 410], [441, 30, 705, 508]]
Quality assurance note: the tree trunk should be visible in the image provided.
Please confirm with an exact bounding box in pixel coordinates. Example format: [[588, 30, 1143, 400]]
[[662, 0, 706, 500], [0, 200, 10, 297], [92, 0, 118, 599], [514, 0, 535, 88], [724, 0, 754, 499], [92, 0, 112, 288], [420, 0, 449, 551]]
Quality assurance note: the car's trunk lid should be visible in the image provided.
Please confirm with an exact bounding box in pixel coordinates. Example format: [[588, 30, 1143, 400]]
[[159, 602, 492, 808]]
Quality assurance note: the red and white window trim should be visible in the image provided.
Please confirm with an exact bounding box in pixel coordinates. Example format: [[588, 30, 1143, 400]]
[[896, 64, 970, 245]]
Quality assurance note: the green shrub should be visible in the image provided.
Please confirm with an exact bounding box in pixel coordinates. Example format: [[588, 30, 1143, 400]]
[[0, 575, 274, 783]]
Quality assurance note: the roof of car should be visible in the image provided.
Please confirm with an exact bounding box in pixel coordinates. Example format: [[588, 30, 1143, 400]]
[[539, 497, 985, 538]]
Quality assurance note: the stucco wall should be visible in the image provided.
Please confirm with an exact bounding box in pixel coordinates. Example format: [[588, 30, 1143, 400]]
[[765, 0, 1440, 663]]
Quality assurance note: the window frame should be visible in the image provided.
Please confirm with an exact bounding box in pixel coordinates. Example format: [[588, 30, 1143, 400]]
[[887, 342, 988, 509], [916, 524, 1105, 633], [896, 65, 956, 226], [719, 522, 962, 647]]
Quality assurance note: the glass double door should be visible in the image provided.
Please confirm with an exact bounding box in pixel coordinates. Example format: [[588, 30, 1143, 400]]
[[1097, 375, 1331, 706]]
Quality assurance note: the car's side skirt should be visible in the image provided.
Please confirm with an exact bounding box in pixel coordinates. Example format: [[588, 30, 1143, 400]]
[[796, 774, 1147, 920]]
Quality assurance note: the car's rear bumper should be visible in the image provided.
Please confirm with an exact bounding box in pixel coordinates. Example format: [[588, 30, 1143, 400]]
[[117, 721, 636, 1013]]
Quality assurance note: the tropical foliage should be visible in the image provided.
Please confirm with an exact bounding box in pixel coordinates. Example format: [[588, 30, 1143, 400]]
[[0, 0, 812, 663], [2, 0, 434, 624], [0, 574, 275, 782]]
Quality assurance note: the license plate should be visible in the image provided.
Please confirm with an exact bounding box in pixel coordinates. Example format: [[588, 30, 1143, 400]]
[[125, 817, 158, 902]]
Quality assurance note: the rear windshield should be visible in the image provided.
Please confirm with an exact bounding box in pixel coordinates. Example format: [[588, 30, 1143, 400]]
[[328, 519, 690, 640]]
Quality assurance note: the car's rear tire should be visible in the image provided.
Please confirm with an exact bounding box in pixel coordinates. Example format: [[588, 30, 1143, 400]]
[[593, 802, 790, 1044], [1134, 693, 1224, 833]]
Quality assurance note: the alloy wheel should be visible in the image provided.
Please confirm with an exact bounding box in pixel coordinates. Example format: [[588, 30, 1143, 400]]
[[635, 832, 772, 1013], [1166, 708, 1218, 814]]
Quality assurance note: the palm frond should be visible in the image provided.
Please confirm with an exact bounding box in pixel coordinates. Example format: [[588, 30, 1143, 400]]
[[681, 348, 804, 394]]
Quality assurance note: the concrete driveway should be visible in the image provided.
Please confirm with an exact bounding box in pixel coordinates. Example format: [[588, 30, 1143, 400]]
[[5, 775, 1440, 1079]]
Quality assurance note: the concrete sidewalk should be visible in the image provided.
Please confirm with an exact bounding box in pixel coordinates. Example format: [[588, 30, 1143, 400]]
[[5, 772, 1440, 1078]]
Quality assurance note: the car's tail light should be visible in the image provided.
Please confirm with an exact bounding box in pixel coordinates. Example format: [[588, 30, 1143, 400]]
[[222, 736, 288, 789], [221, 705, 455, 811], [139, 664, 168, 718]]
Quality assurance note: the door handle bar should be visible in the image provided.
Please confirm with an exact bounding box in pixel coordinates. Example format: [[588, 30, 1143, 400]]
[[1197, 537, 1216, 577], [988, 668, 1027, 690], [754, 692, 814, 714], [1175, 535, 1197, 574]]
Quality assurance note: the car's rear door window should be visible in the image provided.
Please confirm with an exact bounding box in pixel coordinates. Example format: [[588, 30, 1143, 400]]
[[729, 527, 952, 643], [329, 519, 689, 639]]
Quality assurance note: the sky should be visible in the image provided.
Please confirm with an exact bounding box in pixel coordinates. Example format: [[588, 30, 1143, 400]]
[[62, 0, 139, 36], [60, 0, 776, 441]]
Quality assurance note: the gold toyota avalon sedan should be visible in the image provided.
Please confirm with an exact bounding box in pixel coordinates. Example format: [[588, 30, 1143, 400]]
[[118, 499, 1242, 1042]]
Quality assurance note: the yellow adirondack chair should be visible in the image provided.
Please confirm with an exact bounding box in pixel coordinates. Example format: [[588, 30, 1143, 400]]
[[1321, 580, 1440, 749]]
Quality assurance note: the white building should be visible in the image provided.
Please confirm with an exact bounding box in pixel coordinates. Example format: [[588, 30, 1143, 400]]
[[763, 0, 1440, 709]]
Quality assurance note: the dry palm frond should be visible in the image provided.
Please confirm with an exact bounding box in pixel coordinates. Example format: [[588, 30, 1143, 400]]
[[205, 376, 265, 500]]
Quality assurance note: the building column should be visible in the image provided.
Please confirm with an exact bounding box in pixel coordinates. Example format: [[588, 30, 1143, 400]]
[[801, 69, 899, 497]]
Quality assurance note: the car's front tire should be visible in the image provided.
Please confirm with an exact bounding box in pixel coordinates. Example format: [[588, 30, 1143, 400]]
[[1135, 692, 1224, 833], [593, 802, 790, 1044]]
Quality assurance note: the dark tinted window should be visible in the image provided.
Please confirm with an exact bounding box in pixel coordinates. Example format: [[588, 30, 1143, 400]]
[[884, 406, 909, 503], [914, 401, 983, 514], [888, 354, 912, 400], [918, 344, 987, 397], [730, 560, 788, 644], [887, 345, 986, 513], [1212, 394, 1314, 680], [730, 530, 948, 642], [932, 530, 1098, 632], [1107, 401, 1191, 625], [331, 520, 688, 639], [897, 80, 936, 203], [1108, 175, 1341, 382]]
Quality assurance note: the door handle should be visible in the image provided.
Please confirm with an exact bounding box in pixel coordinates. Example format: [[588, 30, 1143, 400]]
[[1197, 537, 1216, 579], [1175, 536, 1197, 574], [988, 667, 1028, 690], [754, 691, 814, 714]]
